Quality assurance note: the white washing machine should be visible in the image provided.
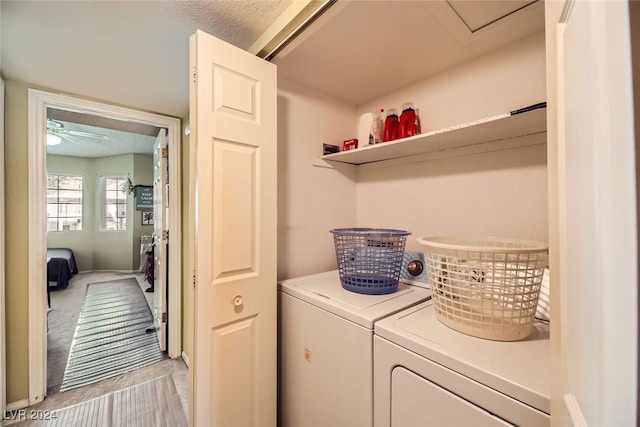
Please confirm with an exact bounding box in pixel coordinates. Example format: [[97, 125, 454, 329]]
[[278, 256, 431, 427], [373, 300, 550, 427]]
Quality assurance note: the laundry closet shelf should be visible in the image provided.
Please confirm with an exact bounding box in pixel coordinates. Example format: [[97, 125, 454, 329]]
[[321, 103, 547, 166]]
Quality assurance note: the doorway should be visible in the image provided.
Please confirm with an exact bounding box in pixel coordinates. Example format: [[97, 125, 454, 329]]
[[27, 89, 182, 405]]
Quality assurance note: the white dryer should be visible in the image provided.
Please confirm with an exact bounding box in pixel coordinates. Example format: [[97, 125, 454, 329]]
[[374, 300, 550, 427], [278, 268, 431, 427]]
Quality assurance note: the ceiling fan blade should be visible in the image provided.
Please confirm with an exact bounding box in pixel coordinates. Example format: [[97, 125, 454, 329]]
[[60, 133, 89, 145], [66, 130, 109, 140], [47, 129, 83, 144], [46, 118, 108, 140], [47, 118, 64, 130]]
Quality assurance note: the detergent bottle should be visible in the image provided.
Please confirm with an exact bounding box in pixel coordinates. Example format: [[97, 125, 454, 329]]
[[399, 102, 418, 138], [383, 108, 399, 142]]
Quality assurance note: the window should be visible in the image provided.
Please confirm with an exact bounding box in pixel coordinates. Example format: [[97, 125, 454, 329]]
[[103, 177, 128, 231], [47, 174, 83, 231]]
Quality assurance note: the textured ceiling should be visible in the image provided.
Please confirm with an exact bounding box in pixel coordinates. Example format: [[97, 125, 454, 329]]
[[46, 121, 158, 159], [2, 0, 297, 158], [1, 0, 294, 118], [47, 109, 159, 158]]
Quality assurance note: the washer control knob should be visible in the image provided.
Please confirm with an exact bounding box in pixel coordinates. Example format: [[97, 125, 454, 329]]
[[407, 260, 424, 277]]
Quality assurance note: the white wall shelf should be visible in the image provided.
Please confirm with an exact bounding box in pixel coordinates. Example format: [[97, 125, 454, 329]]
[[321, 104, 547, 166]]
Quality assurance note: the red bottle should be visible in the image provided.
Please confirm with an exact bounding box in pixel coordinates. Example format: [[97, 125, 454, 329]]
[[399, 102, 418, 139], [383, 108, 399, 142]]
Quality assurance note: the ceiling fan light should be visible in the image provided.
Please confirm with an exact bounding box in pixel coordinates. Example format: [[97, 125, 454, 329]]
[[47, 133, 62, 146]]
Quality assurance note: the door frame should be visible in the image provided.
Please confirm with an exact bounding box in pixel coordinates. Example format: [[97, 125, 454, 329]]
[[27, 89, 182, 404], [152, 129, 168, 351], [0, 78, 6, 416]]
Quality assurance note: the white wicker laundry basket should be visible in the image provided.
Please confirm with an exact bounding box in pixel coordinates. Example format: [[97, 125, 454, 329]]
[[417, 236, 548, 341]]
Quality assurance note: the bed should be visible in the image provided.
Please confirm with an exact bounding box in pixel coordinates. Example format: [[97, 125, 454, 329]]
[[47, 248, 78, 289]]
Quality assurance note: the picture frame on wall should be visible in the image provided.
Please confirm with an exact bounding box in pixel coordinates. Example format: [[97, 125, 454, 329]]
[[142, 211, 154, 226], [135, 185, 154, 211]]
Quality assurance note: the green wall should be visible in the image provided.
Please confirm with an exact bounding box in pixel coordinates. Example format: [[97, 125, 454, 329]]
[[46, 153, 154, 271], [5, 80, 30, 402]]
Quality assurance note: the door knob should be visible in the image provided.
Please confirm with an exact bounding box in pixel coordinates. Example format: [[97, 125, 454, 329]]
[[233, 295, 243, 307]]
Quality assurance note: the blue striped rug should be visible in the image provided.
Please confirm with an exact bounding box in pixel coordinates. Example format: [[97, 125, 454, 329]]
[[60, 278, 166, 392]]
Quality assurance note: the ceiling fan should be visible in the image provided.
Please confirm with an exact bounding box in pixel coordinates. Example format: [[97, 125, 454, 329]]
[[46, 118, 109, 145]]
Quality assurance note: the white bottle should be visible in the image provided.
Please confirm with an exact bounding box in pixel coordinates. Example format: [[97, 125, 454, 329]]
[[370, 109, 384, 144], [358, 112, 374, 147]]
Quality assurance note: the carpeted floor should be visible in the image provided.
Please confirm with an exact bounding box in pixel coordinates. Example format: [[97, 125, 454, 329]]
[[60, 277, 167, 392], [2, 272, 189, 425]]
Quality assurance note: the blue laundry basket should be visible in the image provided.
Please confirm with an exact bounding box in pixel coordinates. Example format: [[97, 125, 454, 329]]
[[330, 228, 411, 295]]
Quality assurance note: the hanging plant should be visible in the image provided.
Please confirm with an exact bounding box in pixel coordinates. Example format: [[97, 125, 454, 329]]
[[122, 177, 136, 196]]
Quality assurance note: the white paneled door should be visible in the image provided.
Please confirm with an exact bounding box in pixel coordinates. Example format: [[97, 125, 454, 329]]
[[153, 128, 168, 351], [554, 0, 637, 425], [189, 30, 277, 426]]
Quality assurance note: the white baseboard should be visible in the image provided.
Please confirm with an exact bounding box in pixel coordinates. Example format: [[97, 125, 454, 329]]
[[78, 270, 141, 274], [6, 398, 29, 411], [181, 351, 190, 368]]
